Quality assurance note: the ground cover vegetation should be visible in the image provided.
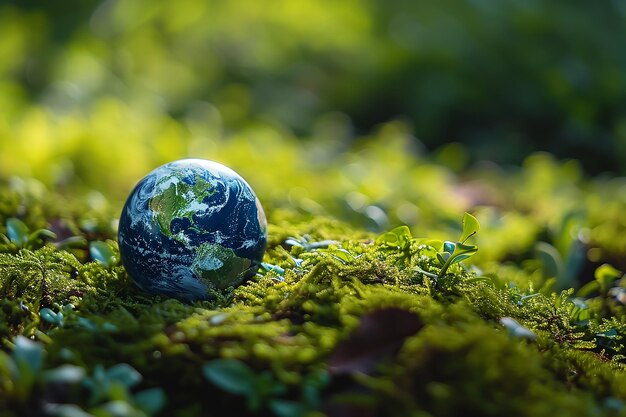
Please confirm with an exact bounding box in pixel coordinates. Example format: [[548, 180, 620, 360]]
[[2, 1, 626, 416]]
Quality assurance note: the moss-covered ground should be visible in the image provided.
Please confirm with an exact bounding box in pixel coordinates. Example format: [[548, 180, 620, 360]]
[[3, 2, 626, 416], [2, 142, 626, 417]]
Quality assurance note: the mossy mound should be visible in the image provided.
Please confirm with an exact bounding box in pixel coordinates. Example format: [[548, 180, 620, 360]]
[[1, 179, 626, 417]]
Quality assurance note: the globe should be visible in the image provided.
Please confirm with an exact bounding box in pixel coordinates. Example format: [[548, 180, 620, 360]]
[[118, 159, 268, 301]]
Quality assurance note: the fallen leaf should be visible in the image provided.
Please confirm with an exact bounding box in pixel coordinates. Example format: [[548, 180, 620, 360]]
[[328, 308, 423, 375]]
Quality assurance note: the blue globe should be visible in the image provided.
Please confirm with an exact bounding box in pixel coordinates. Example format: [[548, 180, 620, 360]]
[[118, 159, 267, 301]]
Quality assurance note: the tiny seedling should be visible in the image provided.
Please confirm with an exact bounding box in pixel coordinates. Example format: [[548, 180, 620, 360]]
[[376, 225, 413, 266], [377, 213, 480, 281], [436, 212, 480, 279], [1, 218, 56, 251]]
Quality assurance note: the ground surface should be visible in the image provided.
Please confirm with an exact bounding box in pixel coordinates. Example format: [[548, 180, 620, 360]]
[[2, 149, 626, 417]]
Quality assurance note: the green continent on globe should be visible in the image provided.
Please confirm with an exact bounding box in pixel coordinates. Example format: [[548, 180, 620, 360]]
[[149, 173, 215, 242], [192, 243, 252, 289]]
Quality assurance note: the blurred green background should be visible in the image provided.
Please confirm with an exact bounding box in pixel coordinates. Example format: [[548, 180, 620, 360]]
[[2, 0, 626, 186]]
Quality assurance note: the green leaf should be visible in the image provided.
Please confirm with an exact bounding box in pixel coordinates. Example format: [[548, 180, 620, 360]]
[[451, 254, 472, 264], [44, 403, 93, 417], [577, 281, 600, 298], [534, 242, 562, 279], [13, 335, 44, 374], [40, 308, 63, 326], [6, 218, 30, 248], [25, 228, 57, 249], [414, 265, 438, 279], [570, 299, 590, 322], [40, 307, 57, 322], [56, 236, 88, 250], [596, 328, 619, 339], [94, 401, 137, 417], [134, 388, 166, 414], [90, 241, 117, 268], [269, 399, 306, 417], [465, 276, 495, 286], [499, 317, 536, 340], [106, 363, 142, 389], [376, 225, 412, 248], [203, 359, 256, 396], [443, 241, 455, 254], [302, 371, 329, 406], [62, 304, 75, 314], [595, 264, 622, 291], [261, 262, 285, 276], [43, 365, 86, 384], [329, 248, 358, 264], [415, 238, 443, 249], [436, 252, 450, 266], [450, 242, 478, 264], [459, 212, 480, 243]]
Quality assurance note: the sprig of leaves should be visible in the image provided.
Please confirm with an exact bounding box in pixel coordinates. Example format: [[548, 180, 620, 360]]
[[40, 304, 75, 328], [376, 225, 413, 267], [377, 213, 480, 281], [436, 213, 480, 279]]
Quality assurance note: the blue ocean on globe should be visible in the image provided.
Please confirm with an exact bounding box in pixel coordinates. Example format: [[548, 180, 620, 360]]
[[118, 159, 268, 301]]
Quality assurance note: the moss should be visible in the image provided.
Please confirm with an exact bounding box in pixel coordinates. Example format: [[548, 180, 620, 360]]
[[2, 180, 626, 417]]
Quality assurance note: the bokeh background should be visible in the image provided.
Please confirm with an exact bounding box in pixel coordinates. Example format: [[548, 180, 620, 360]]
[[3, 0, 626, 185], [2, 0, 626, 288]]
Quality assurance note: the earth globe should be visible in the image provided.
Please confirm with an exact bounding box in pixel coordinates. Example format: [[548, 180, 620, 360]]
[[118, 159, 267, 301]]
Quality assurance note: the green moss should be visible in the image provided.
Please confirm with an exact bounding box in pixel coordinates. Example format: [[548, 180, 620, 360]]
[[2, 180, 626, 417]]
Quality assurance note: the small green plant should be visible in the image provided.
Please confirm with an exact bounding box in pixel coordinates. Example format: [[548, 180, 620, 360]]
[[577, 264, 622, 300], [578, 264, 623, 316], [1, 218, 56, 252], [409, 213, 480, 281], [436, 213, 480, 279], [89, 241, 118, 269], [40, 304, 75, 328], [376, 225, 414, 267], [0, 217, 87, 254]]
